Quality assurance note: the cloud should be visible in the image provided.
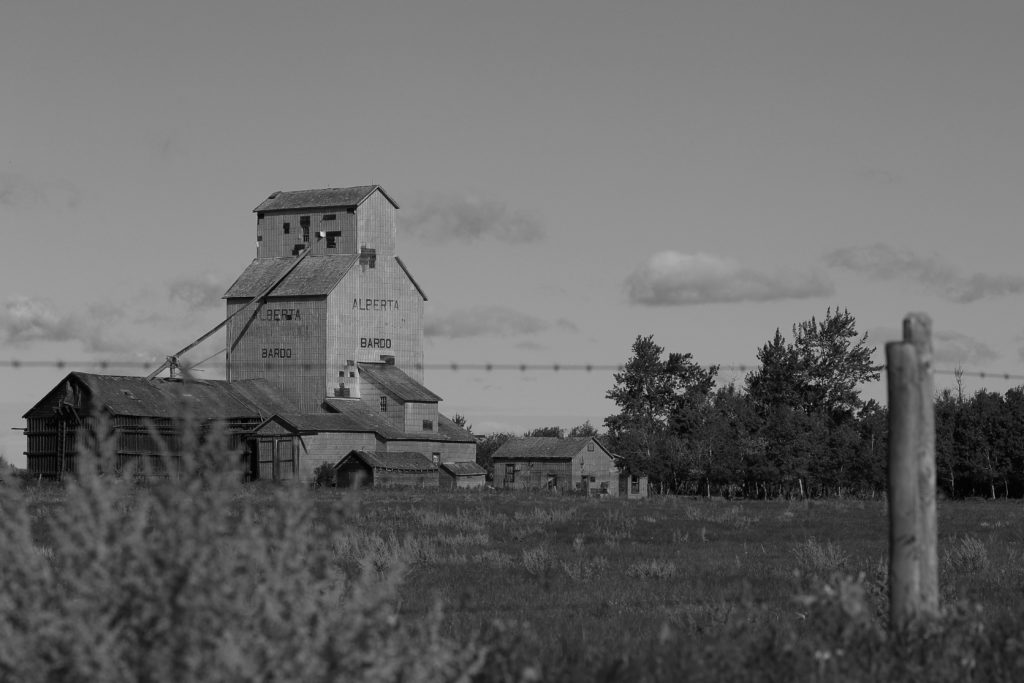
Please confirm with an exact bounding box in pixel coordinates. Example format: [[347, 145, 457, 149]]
[[825, 244, 1024, 303], [168, 274, 226, 309], [933, 331, 999, 367], [425, 306, 549, 338], [626, 252, 834, 305], [868, 325, 999, 368], [0, 173, 80, 209], [0, 296, 133, 353], [402, 196, 544, 243]]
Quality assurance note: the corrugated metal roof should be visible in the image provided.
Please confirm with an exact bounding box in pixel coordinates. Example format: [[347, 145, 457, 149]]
[[341, 450, 436, 472], [223, 255, 358, 299], [491, 437, 605, 461], [357, 363, 442, 403], [24, 373, 297, 420], [440, 461, 486, 476], [253, 185, 399, 213]]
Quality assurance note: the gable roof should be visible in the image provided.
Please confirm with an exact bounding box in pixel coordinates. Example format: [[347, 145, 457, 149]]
[[23, 373, 297, 421], [491, 437, 610, 461], [357, 363, 442, 403], [223, 254, 359, 299], [337, 450, 436, 472], [253, 185, 399, 213], [440, 461, 486, 477]]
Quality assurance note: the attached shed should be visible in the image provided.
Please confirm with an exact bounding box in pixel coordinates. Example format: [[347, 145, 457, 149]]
[[22, 372, 296, 479], [439, 461, 486, 489], [333, 450, 438, 488], [491, 437, 619, 495]]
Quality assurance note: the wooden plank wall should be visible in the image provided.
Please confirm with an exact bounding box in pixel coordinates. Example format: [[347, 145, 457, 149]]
[[226, 296, 328, 412], [256, 210, 358, 258]]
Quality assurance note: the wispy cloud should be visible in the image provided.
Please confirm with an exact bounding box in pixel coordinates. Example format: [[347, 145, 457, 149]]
[[826, 244, 1024, 303], [868, 325, 999, 368], [626, 251, 834, 305], [0, 173, 80, 209], [402, 196, 544, 243], [425, 306, 550, 338], [0, 296, 133, 354], [168, 274, 226, 309], [933, 331, 999, 367]]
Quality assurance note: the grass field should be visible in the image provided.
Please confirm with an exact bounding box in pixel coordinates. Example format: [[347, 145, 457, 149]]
[[8, 473, 1024, 681], [316, 489, 1024, 675]]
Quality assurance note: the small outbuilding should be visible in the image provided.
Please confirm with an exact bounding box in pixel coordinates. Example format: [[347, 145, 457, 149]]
[[617, 470, 649, 499], [491, 436, 619, 495], [439, 461, 487, 489], [333, 449, 437, 488]]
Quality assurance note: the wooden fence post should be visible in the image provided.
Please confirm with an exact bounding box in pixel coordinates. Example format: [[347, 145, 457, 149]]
[[887, 340, 921, 628], [904, 313, 939, 616]]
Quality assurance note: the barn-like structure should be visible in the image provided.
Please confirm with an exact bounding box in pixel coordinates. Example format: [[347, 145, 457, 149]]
[[24, 185, 477, 481], [491, 436, 648, 498]]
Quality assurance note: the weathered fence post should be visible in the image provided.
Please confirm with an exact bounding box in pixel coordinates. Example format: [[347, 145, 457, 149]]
[[887, 340, 921, 628], [886, 313, 940, 630], [904, 313, 939, 616]]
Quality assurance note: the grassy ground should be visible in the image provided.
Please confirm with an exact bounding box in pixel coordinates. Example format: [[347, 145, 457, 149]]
[[17, 483, 1024, 680], [312, 488, 1024, 676]]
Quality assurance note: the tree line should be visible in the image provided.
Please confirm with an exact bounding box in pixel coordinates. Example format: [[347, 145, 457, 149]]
[[465, 307, 1023, 499], [598, 307, 1024, 499]]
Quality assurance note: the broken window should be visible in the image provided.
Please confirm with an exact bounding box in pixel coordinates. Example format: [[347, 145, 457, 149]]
[[380, 396, 387, 413], [504, 463, 515, 484], [302, 225, 309, 243], [360, 247, 377, 269], [283, 222, 290, 234], [422, 419, 433, 431], [323, 214, 336, 221], [326, 230, 341, 249]]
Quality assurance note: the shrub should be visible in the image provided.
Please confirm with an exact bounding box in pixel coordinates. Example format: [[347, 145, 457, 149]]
[[793, 537, 849, 577], [944, 535, 990, 574], [0, 411, 484, 682]]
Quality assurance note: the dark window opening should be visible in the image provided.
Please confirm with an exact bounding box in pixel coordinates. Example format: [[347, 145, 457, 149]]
[[360, 247, 377, 269], [299, 216, 310, 227], [630, 475, 640, 494], [302, 226, 310, 243], [325, 230, 341, 249], [322, 214, 336, 221], [422, 419, 433, 431], [283, 222, 290, 234], [257, 212, 265, 220], [257, 235, 263, 242], [380, 396, 387, 412], [587, 443, 595, 451], [346, 207, 356, 214], [546, 474, 558, 490], [291, 244, 306, 256], [431, 453, 440, 465], [505, 463, 516, 484]]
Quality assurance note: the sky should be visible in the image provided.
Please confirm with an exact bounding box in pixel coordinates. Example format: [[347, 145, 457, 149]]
[[3, 0, 1024, 467]]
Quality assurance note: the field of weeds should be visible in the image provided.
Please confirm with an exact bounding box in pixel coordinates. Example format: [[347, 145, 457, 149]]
[[323, 490, 1024, 669], [9, 469, 1024, 681]]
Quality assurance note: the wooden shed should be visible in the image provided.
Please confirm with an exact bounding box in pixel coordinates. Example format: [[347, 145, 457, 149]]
[[22, 372, 296, 479], [618, 470, 650, 499], [333, 450, 438, 488], [491, 437, 619, 495], [439, 461, 487, 489]]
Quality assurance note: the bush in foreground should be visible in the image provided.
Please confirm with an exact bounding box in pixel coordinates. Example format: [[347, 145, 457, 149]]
[[0, 414, 484, 682]]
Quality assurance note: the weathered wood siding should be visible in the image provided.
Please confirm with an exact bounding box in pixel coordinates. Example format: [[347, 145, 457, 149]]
[[256, 209, 358, 258], [356, 190, 397, 257], [494, 459, 574, 492], [298, 432, 381, 481], [326, 256, 425, 387], [226, 297, 327, 412], [403, 402, 439, 434], [573, 443, 619, 496], [354, 381, 405, 426], [618, 473, 649, 499]]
